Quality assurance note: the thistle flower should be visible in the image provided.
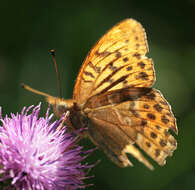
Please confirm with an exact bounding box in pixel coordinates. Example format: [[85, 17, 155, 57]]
[[0, 104, 93, 190]]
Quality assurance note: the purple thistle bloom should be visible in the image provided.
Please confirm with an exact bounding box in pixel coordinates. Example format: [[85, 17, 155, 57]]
[[0, 104, 93, 190]]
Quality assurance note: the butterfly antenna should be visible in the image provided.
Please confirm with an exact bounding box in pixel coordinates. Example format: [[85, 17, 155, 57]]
[[50, 49, 62, 98], [21, 83, 52, 98]]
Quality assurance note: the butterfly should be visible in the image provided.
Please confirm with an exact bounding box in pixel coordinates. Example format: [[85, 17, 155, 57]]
[[23, 18, 177, 170]]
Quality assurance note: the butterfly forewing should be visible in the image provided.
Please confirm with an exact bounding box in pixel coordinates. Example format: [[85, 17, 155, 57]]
[[73, 19, 155, 105]]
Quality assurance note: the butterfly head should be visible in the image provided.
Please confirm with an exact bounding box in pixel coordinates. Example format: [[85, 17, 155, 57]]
[[21, 83, 75, 119], [46, 96, 75, 118]]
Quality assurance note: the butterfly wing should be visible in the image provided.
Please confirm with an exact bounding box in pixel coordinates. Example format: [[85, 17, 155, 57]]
[[73, 19, 155, 105], [70, 18, 177, 169], [85, 88, 177, 169]]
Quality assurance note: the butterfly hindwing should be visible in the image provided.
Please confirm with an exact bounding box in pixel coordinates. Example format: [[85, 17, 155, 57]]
[[85, 87, 177, 168]]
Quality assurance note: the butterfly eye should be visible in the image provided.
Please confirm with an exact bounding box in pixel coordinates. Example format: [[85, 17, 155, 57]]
[[51, 99, 75, 118], [52, 102, 70, 118], [56, 104, 67, 114]]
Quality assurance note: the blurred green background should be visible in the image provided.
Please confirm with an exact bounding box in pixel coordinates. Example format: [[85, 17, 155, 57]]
[[0, 0, 195, 189]]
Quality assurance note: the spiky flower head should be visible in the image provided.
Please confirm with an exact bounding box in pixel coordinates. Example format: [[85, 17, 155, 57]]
[[0, 104, 92, 190]]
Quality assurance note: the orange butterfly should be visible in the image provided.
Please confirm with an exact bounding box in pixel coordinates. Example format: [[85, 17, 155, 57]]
[[23, 19, 177, 170]]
